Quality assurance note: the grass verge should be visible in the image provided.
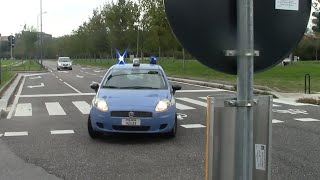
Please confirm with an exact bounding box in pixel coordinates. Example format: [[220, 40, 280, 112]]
[[296, 97, 320, 105], [0, 70, 15, 89], [73, 59, 320, 93]]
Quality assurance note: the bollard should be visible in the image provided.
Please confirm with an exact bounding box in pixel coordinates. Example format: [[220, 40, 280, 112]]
[[305, 74, 311, 94]]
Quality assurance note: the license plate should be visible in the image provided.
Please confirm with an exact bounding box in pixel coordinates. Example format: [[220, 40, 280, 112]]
[[121, 118, 141, 126]]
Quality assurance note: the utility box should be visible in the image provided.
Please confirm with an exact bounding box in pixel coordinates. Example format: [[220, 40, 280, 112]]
[[206, 95, 272, 180]]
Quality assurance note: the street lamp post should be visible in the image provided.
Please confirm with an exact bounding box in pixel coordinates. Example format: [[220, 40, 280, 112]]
[[40, 0, 43, 66], [37, 11, 47, 62]]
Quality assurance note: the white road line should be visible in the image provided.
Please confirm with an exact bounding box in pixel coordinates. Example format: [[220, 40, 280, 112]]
[[72, 101, 91, 114], [14, 103, 32, 117], [29, 76, 41, 80], [94, 70, 101, 72], [4, 132, 28, 137], [0, 134, 3, 137], [181, 124, 206, 128], [294, 118, 320, 122], [92, 81, 99, 84], [176, 97, 207, 107], [51, 130, 74, 135], [273, 104, 281, 107], [85, 72, 97, 76], [76, 75, 84, 78], [27, 83, 45, 88], [7, 76, 26, 119], [48, 69, 53, 72], [273, 99, 313, 106], [55, 76, 59, 78], [177, 89, 226, 93], [24, 73, 49, 77], [169, 80, 213, 89], [176, 103, 196, 110], [272, 119, 284, 123], [17, 93, 95, 98], [59, 79, 63, 81], [64, 82, 81, 93], [45, 102, 66, 116]]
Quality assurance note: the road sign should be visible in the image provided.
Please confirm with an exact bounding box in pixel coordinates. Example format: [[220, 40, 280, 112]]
[[164, 0, 311, 74]]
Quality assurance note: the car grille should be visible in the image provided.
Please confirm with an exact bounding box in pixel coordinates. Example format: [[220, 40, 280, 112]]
[[110, 111, 152, 117], [112, 125, 150, 131]]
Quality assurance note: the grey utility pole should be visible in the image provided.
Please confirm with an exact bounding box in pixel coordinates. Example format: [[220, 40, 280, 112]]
[[10, 34, 13, 59], [235, 0, 254, 179], [40, 0, 43, 66]]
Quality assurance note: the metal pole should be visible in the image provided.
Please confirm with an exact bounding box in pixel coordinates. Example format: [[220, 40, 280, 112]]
[[235, 0, 254, 179], [40, 0, 43, 66], [137, 26, 139, 58], [10, 35, 13, 59]]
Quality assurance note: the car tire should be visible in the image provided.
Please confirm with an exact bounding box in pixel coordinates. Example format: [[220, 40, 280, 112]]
[[69, 67, 72, 70], [164, 115, 177, 138], [88, 116, 101, 139], [57, 68, 60, 71]]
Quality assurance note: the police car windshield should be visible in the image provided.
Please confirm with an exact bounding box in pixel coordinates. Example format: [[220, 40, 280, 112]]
[[102, 69, 167, 89], [58, 58, 71, 62]]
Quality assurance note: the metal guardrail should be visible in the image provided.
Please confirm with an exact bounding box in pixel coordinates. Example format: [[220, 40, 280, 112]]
[[305, 74, 311, 94]]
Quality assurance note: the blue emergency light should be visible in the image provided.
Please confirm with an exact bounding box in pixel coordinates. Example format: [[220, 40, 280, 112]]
[[150, 56, 157, 64], [116, 48, 127, 65]]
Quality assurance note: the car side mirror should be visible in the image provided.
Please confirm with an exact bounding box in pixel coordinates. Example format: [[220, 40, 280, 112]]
[[90, 83, 100, 93], [172, 85, 182, 95]]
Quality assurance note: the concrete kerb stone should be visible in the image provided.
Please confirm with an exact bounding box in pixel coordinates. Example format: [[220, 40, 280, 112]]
[[0, 74, 23, 119]]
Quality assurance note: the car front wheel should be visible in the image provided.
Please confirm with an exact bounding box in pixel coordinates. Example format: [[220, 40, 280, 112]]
[[88, 116, 101, 139], [165, 116, 177, 138]]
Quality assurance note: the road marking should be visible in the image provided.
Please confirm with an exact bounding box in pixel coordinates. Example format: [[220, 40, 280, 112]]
[[294, 118, 320, 122], [58, 71, 68, 73], [7, 76, 26, 119], [273, 104, 281, 107], [48, 69, 53, 72], [177, 113, 188, 120], [273, 109, 308, 115], [45, 102, 66, 115], [85, 72, 97, 76], [27, 83, 45, 88], [92, 81, 99, 84], [15, 103, 32, 117], [94, 70, 101, 72], [55, 76, 59, 78], [177, 89, 226, 93], [29, 76, 41, 80], [51, 130, 74, 135], [272, 119, 284, 123], [170, 80, 234, 92], [0, 134, 3, 137], [176, 97, 207, 107], [76, 75, 84, 78], [59, 79, 63, 81], [181, 124, 206, 128], [4, 132, 28, 137], [17, 93, 95, 98], [176, 103, 195, 110], [72, 101, 91, 114], [80, 70, 84, 72], [82, 68, 91, 70], [23, 73, 49, 77], [64, 82, 81, 93], [273, 99, 313, 106]]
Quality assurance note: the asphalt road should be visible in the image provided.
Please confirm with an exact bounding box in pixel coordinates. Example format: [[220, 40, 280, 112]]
[[0, 60, 320, 180]]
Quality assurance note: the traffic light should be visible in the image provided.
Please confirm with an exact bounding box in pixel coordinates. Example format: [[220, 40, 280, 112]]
[[312, 12, 320, 32], [7, 35, 15, 48]]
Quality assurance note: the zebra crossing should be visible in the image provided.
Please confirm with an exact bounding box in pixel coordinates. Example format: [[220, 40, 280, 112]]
[[8, 97, 320, 124]]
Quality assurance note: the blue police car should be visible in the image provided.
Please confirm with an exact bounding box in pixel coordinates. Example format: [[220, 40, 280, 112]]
[[88, 58, 181, 139]]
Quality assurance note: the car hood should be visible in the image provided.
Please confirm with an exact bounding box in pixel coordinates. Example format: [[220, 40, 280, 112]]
[[97, 89, 170, 107]]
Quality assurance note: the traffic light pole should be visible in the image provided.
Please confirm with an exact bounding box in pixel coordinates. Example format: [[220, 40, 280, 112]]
[[10, 35, 13, 59], [235, 0, 254, 179]]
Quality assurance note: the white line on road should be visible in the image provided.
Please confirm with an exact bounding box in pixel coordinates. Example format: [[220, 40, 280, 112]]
[[181, 124, 206, 128], [15, 103, 32, 117], [273, 104, 282, 107], [23, 73, 49, 77], [176, 103, 195, 110], [48, 69, 52, 72], [72, 101, 91, 114], [92, 81, 99, 84], [59, 79, 63, 81], [94, 70, 101, 72], [76, 75, 84, 78], [27, 83, 45, 88], [176, 97, 207, 107], [294, 118, 320, 122], [17, 93, 95, 98], [273, 99, 314, 106], [0, 134, 3, 137], [85, 72, 97, 76], [45, 102, 66, 116], [29, 76, 41, 80], [51, 130, 74, 135], [64, 82, 81, 93], [177, 89, 225, 93], [7, 76, 26, 119], [272, 119, 284, 123], [4, 132, 28, 137]]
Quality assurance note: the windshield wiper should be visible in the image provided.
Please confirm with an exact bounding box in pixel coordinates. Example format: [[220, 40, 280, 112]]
[[101, 85, 120, 89]]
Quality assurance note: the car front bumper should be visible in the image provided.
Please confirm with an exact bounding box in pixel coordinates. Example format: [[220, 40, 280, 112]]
[[89, 106, 176, 134]]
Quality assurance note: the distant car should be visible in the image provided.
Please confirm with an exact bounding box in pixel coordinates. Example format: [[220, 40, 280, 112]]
[[57, 57, 72, 70], [88, 59, 182, 139]]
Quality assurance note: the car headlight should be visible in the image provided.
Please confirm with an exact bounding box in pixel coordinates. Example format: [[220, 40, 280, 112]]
[[155, 99, 172, 112], [94, 98, 108, 111], [58, 63, 62, 66]]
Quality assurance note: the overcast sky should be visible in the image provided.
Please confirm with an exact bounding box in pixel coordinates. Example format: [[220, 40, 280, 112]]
[[0, 0, 108, 37]]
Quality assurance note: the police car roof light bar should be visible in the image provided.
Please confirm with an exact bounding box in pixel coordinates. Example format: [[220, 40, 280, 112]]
[[116, 48, 128, 65], [150, 56, 157, 64]]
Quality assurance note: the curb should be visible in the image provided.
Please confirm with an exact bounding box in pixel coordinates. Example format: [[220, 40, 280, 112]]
[[0, 74, 23, 119], [0, 73, 18, 97], [13, 70, 49, 73]]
